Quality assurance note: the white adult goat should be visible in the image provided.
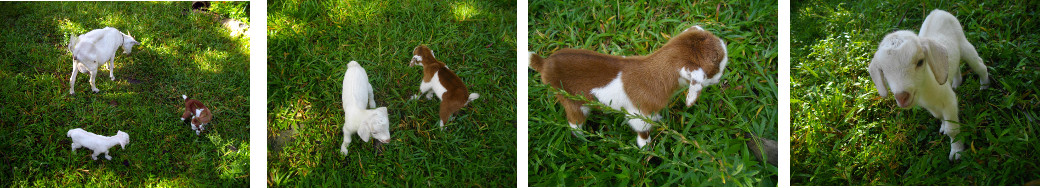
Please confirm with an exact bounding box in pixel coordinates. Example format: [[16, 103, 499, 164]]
[[67, 27, 140, 94]]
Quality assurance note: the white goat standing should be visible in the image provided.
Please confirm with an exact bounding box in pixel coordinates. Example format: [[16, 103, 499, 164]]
[[67, 27, 140, 94], [67, 128, 130, 160], [868, 10, 989, 160], [340, 61, 391, 156]]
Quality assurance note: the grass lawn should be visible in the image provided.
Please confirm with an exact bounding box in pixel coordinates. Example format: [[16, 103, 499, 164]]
[[792, 0, 1040, 185], [266, 0, 516, 187], [0, 2, 250, 187], [528, 0, 778, 186]]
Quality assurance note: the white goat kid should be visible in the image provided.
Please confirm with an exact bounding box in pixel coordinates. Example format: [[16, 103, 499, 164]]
[[67, 27, 140, 94], [340, 61, 392, 156], [67, 128, 130, 160], [868, 10, 989, 160]]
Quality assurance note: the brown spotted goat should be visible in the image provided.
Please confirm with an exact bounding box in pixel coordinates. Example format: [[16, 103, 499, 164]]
[[529, 25, 729, 148], [409, 45, 480, 128], [181, 94, 212, 135]]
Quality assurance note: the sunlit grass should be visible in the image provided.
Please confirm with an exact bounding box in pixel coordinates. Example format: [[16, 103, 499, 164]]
[[452, 1, 480, 21], [0, 2, 249, 187], [267, 0, 516, 186]]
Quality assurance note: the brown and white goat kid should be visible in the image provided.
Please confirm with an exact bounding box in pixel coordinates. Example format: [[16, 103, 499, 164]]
[[181, 94, 213, 135], [529, 25, 729, 148], [409, 45, 480, 128]]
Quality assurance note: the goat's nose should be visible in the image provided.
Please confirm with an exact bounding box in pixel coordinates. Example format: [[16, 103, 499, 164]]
[[894, 92, 911, 108]]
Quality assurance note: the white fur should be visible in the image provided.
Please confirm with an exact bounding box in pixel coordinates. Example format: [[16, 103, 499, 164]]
[[867, 10, 988, 160], [340, 61, 391, 156], [68, 27, 140, 95], [412, 71, 447, 100], [590, 72, 638, 112], [589, 72, 662, 148], [67, 128, 129, 160]]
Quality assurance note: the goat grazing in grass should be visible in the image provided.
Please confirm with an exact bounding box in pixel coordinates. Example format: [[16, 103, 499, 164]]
[[67, 27, 140, 94]]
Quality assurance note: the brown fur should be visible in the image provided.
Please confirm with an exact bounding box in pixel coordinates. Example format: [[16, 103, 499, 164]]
[[182, 98, 212, 129], [412, 45, 473, 126], [530, 28, 726, 126]]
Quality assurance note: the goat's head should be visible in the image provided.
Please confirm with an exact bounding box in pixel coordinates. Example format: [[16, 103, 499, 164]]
[[868, 31, 949, 108], [115, 131, 130, 149], [410, 45, 434, 67], [359, 107, 391, 144], [121, 31, 141, 55], [676, 26, 729, 107]]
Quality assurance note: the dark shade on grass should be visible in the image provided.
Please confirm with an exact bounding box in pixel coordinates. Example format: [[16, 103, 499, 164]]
[[792, 0, 1040, 185], [528, 0, 778, 186], [0, 2, 250, 187], [266, 0, 516, 187]]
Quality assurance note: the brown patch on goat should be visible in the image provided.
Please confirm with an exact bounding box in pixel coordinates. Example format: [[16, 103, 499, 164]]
[[530, 29, 726, 116], [412, 45, 474, 126]]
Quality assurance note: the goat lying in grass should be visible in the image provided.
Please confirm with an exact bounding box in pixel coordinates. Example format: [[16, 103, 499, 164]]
[[67, 27, 140, 95], [868, 9, 989, 160], [68, 128, 129, 160], [341, 61, 391, 156], [529, 25, 729, 148]]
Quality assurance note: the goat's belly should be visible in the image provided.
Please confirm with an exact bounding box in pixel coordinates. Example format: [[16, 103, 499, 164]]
[[589, 72, 637, 113], [75, 63, 91, 73]]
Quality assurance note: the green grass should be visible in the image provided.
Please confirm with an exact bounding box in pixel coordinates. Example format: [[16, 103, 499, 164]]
[[266, 0, 516, 187], [0, 2, 250, 187], [528, 0, 778, 186], [792, 0, 1040, 185]]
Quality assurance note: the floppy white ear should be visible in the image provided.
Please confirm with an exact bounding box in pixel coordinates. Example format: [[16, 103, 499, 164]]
[[357, 122, 372, 142], [868, 59, 889, 97], [920, 39, 949, 85]]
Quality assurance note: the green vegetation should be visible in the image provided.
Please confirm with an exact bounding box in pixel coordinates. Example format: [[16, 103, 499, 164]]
[[528, 0, 778, 186], [266, 0, 516, 187], [792, 0, 1040, 185], [0, 2, 250, 187]]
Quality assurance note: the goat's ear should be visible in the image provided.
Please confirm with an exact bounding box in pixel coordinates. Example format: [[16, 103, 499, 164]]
[[921, 39, 949, 85], [357, 122, 372, 142], [868, 59, 889, 97]]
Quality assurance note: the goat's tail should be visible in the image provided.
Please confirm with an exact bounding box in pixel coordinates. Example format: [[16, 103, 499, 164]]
[[529, 52, 546, 72], [348, 60, 361, 68], [182, 94, 188, 100]]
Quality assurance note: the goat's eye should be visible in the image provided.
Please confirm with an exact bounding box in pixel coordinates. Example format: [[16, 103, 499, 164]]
[[916, 60, 924, 67]]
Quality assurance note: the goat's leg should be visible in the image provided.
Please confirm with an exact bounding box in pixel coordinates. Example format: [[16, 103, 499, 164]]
[[108, 59, 115, 81], [939, 98, 963, 160], [71, 142, 81, 152], [368, 86, 377, 108], [559, 98, 588, 137], [340, 129, 353, 155], [410, 81, 432, 100], [961, 42, 990, 89], [104, 151, 112, 160], [69, 65, 78, 95], [88, 70, 99, 93], [627, 112, 659, 149], [91, 150, 101, 160]]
